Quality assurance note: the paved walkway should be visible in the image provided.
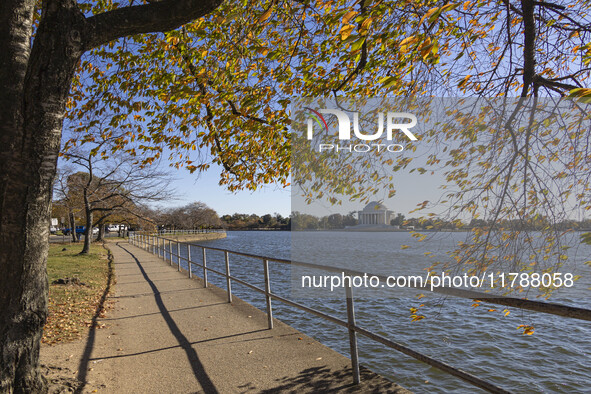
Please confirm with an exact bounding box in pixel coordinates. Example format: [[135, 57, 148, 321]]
[[54, 241, 410, 393]]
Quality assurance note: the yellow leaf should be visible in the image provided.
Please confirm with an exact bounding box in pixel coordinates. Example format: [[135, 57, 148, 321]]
[[360, 17, 374, 31], [342, 10, 358, 25], [419, 37, 432, 58], [419, 7, 439, 25], [340, 24, 355, 41], [380, 75, 398, 89], [569, 87, 591, 97], [517, 324, 535, 335], [399, 36, 418, 52], [258, 8, 273, 23], [441, 3, 461, 12], [401, 245, 409, 249], [458, 74, 471, 88], [351, 36, 366, 51]]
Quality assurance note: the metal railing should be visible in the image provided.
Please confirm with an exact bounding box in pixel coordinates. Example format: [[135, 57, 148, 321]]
[[129, 232, 591, 394], [158, 229, 225, 235]]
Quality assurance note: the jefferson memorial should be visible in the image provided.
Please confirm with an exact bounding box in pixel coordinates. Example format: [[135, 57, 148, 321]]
[[357, 201, 393, 226]]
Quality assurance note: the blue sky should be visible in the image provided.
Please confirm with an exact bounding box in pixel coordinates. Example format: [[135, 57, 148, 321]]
[[157, 160, 446, 219], [160, 163, 292, 217], [161, 160, 446, 219], [56, 149, 292, 217], [292, 171, 447, 218]]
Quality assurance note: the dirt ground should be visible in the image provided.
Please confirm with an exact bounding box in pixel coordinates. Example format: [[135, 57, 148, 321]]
[[41, 339, 107, 393]]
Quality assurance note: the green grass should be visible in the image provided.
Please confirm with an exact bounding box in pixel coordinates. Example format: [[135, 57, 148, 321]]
[[43, 243, 112, 345]]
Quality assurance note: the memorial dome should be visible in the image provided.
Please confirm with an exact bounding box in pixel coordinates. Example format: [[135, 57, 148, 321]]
[[363, 201, 389, 211]]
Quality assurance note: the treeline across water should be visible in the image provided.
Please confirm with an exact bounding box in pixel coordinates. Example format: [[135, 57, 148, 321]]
[[153, 201, 591, 232], [221, 213, 290, 230]]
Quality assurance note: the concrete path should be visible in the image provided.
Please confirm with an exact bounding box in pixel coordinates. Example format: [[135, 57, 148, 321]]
[[47, 241, 410, 393]]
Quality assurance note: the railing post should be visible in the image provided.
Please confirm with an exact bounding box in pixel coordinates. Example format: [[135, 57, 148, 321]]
[[177, 241, 181, 271], [345, 282, 361, 385], [263, 259, 273, 329], [202, 248, 208, 288], [168, 240, 172, 265], [187, 244, 192, 278], [224, 251, 232, 303]]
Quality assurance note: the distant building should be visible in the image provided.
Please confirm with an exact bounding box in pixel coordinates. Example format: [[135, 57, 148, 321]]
[[357, 201, 393, 226]]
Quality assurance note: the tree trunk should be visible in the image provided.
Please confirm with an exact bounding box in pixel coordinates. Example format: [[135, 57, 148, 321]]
[[80, 209, 92, 254], [0, 1, 85, 391], [0, 0, 223, 390], [80, 189, 92, 254], [96, 219, 105, 242], [68, 210, 77, 242]]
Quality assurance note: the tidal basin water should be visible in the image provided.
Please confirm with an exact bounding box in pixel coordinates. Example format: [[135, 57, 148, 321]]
[[175, 231, 590, 393]]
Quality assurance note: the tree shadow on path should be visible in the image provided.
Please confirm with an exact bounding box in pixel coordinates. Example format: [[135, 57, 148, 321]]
[[75, 242, 114, 394], [76, 242, 219, 394]]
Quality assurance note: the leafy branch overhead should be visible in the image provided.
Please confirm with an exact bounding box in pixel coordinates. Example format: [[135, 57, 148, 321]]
[[61, 1, 591, 300], [67, 1, 591, 192]]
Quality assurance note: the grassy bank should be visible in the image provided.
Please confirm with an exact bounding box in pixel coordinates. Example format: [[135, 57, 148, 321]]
[[43, 243, 113, 345]]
